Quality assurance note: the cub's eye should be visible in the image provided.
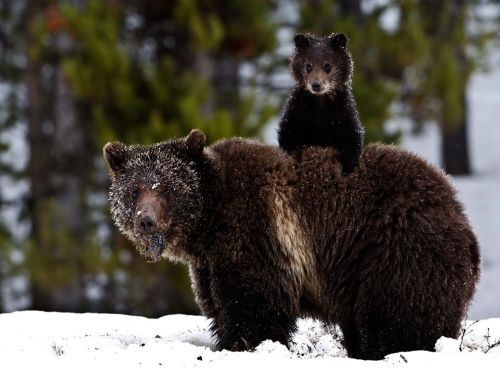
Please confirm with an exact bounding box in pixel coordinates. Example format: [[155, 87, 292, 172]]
[[131, 190, 139, 200], [323, 63, 332, 73], [305, 63, 313, 73]]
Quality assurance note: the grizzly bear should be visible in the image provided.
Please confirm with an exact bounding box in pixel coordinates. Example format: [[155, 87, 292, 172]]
[[103, 130, 479, 360], [278, 33, 364, 174]]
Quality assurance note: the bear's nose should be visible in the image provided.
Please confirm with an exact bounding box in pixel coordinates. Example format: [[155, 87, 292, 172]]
[[139, 215, 156, 233], [311, 81, 321, 92]]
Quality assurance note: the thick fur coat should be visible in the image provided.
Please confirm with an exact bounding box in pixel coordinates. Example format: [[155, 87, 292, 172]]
[[278, 33, 364, 174], [104, 130, 480, 360]]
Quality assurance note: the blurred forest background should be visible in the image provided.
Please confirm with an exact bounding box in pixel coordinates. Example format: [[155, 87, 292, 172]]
[[0, 0, 499, 316]]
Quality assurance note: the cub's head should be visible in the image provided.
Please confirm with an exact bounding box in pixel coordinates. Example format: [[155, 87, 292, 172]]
[[103, 130, 207, 263], [290, 33, 353, 95]]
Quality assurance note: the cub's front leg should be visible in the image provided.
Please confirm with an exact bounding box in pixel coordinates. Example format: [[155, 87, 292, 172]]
[[334, 126, 363, 176], [210, 260, 297, 351]]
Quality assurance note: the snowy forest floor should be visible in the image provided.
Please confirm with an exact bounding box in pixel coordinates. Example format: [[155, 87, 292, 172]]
[[0, 311, 499, 373]]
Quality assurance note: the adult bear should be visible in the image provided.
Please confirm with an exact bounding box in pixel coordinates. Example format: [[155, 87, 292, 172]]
[[103, 130, 480, 360]]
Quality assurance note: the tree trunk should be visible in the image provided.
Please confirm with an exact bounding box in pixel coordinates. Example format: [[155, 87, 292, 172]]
[[50, 41, 89, 310], [25, 0, 48, 310], [441, 89, 471, 175], [339, 0, 362, 21], [26, 1, 89, 311], [26, 11, 51, 311], [441, 0, 471, 176], [213, 55, 240, 115]]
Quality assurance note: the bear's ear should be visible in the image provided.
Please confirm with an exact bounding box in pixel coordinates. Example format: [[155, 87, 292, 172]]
[[103, 142, 128, 175], [185, 129, 206, 156], [294, 34, 310, 50], [329, 33, 348, 49]]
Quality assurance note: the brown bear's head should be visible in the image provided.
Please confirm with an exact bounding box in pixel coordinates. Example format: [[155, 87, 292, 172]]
[[290, 33, 353, 95], [103, 129, 206, 263]]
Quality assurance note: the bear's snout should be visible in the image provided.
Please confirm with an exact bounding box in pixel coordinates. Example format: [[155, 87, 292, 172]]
[[311, 81, 321, 92], [306, 75, 331, 95], [134, 191, 166, 235], [137, 213, 156, 233]]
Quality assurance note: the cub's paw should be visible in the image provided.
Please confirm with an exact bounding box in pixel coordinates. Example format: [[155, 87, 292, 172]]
[[340, 159, 357, 176]]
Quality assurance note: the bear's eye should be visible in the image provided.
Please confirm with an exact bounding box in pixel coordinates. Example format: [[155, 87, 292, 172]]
[[131, 190, 139, 200], [323, 63, 332, 73], [305, 63, 313, 73]]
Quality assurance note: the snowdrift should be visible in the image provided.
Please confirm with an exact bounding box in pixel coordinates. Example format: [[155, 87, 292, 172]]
[[0, 311, 498, 374]]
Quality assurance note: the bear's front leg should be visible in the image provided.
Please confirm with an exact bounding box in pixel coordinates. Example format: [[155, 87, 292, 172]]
[[210, 264, 297, 351], [190, 265, 220, 332]]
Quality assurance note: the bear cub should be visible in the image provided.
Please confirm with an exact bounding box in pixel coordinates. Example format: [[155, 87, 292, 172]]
[[278, 33, 364, 174]]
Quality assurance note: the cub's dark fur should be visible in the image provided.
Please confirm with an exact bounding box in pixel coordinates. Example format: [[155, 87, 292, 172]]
[[104, 130, 479, 360], [278, 33, 364, 174]]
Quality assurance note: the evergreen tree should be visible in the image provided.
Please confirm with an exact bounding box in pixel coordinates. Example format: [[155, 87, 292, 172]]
[[402, 0, 496, 175], [0, 0, 30, 312], [1, 0, 280, 315]]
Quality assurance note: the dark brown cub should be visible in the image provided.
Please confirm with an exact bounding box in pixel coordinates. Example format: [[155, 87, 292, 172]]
[[278, 32, 364, 174]]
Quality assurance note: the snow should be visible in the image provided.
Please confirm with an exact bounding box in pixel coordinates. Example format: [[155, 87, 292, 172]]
[[0, 311, 498, 374]]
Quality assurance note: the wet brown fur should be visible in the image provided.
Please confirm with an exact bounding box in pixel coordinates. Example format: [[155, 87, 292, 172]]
[[104, 131, 480, 360]]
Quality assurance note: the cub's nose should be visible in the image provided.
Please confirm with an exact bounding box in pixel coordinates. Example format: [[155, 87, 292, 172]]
[[139, 215, 156, 233], [311, 81, 321, 92]]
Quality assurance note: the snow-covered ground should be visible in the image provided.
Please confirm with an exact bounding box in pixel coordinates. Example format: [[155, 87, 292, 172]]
[[0, 311, 498, 373]]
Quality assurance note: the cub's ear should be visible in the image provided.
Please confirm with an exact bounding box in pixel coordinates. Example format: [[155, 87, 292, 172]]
[[103, 142, 127, 175], [329, 33, 348, 49], [294, 34, 310, 50], [185, 129, 206, 156]]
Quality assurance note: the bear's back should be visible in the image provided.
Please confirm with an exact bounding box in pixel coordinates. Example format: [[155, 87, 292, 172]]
[[208, 139, 466, 237], [293, 143, 468, 246], [209, 138, 297, 193], [295, 143, 460, 208]]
